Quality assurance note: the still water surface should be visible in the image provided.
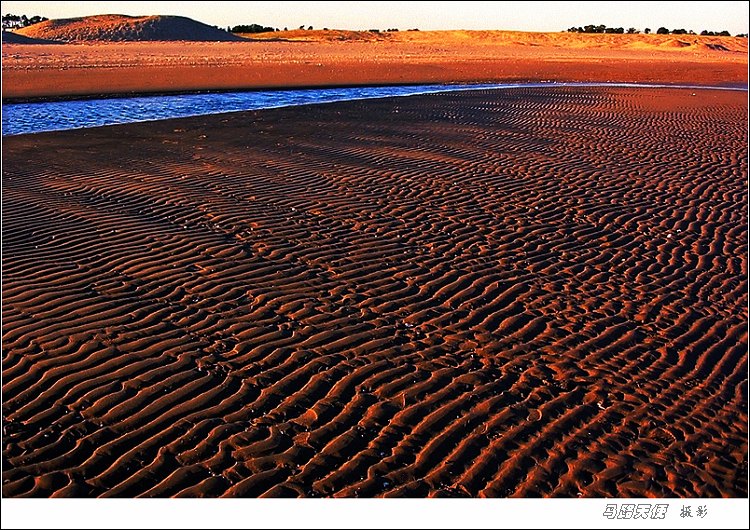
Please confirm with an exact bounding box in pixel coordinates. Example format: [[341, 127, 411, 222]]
[[2, 82, 744, 136], [2, 84, 520, 136]]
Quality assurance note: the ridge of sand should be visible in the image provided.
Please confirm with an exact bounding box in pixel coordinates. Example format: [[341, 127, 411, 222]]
[[3, 87, 747, 498], [241, 28, 748, 52], [237, 29, 394, 42], [15, 14, 244, 42]]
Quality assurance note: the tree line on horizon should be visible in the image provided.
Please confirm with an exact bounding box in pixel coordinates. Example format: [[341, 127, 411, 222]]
[[2, 13, 48, 30], [227, 24, 418, 34], [229, 23, 278, 33], [566, 24, 741, 37]]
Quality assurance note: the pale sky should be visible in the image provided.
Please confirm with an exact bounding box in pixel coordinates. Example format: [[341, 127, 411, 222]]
[[3, 1, 749, 34]]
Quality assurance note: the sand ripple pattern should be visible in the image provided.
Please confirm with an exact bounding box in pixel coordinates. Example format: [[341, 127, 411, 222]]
[[2, 87, 747, 497]]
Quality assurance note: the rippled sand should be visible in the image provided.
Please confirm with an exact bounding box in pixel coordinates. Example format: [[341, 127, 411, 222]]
[[2, 87, 747, 497]]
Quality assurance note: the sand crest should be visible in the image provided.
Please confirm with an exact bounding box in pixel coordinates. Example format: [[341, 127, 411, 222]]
[[15, 14, 244, 42]]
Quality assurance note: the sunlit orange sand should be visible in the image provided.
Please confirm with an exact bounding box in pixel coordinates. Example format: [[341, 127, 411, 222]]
[[2, 24, 747, 99]]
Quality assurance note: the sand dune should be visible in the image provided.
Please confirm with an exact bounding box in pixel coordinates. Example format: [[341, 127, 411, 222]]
[[15, 14, 244, 42], [237, 29, 391, 42], [2, 87, 747, 498], [244, 28, 748, 52]]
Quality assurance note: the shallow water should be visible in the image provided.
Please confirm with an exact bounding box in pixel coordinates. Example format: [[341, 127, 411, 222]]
[[2, 82, 744, 136], [1, 84, 512, 136]]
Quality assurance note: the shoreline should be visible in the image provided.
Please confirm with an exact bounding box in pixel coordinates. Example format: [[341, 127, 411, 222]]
[[4, 82, 748, 138], [2, 79, 749, 105]]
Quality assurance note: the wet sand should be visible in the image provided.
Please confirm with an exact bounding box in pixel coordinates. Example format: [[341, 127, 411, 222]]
[[2, 31, 748, 100], [2, 86, 748, 498]]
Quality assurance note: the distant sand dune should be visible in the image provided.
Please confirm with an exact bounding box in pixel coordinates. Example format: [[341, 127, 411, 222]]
[[237, 29, 391, 42], [659, 38, 692, 48], [16, 14, 244, 42], [241, 28, 749, 53], [10, 16, 747, 51]]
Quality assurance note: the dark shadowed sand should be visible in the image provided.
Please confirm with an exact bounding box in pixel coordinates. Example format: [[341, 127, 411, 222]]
[[2, 87, 747, 498]]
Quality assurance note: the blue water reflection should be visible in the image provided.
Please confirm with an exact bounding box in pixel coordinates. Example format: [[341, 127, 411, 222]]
[[2, 82, 744, 136], [2, 84, 517, 136]]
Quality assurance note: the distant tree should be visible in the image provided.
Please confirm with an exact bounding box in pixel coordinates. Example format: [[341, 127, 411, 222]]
[[568, 24, 627, 34], [2, 13, 47, 30], [284, 27, 288, 31], [308, 25, 313, 30], [407, 28, 419, 31], [299, 25, 305, 30], [672, 28, 688, 35], [581, 24, 607, 33], [626, 27, 638, 34], [656, 27, 669, 34], [231, 23, 275, 33], [737, 33, 748, 38], [644, 27, 651, 34], [1, 13, 21, 29], [369, 29, 380, 33], [700, 30, 731, 37]]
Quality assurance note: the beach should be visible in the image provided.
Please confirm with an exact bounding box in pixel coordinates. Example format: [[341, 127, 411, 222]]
[[2, 30, 748, 100], [3, 86, 747, 497]]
